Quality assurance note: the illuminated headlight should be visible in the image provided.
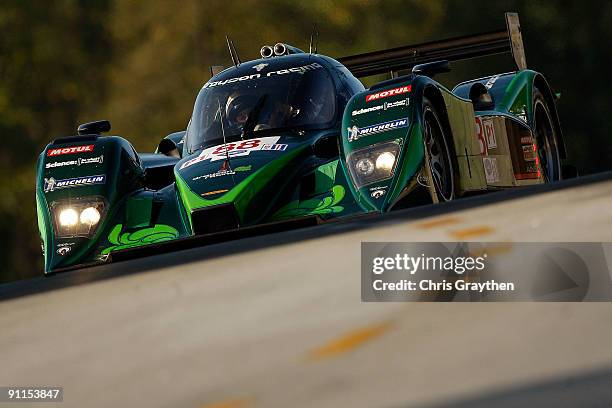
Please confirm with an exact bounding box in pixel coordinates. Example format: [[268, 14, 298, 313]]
[[51, 199, 105, 238], [347, 141, 401, 188], [59, 208, 79, 227], [80, 207, 101, 226], [376, 152, 396, 171]]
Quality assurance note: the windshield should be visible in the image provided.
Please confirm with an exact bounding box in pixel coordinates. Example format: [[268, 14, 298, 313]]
[[185, 61, 336, 153]]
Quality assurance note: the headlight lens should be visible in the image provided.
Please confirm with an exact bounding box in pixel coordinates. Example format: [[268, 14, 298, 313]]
[[80, 207, 101, 226], [59, 208, 79, 227], [51, 199, 105, 238], [375, 152, 396, 171], [356, 158, 375, 176], [347, 141, 401, 188]]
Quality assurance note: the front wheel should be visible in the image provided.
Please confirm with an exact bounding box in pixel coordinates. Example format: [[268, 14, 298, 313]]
[[423, 98, 457, 202], [533, 87, 562, 182]]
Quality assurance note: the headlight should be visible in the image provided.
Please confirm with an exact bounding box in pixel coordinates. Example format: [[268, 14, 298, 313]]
[[51, 198, 105, 238], [347, 141, 401, 188], [80, 207, 101, 226], [59, 208, 79, 227], [355, 158, 375, 176], [375, 152, 396, 171]]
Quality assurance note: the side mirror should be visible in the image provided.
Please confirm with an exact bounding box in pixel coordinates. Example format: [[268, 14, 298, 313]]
[[313, 133, 339, 159], [158, 138, 181, 159], [412, 60, 451, 78], [469, 83, 495, 111], [77, 120, 111, 135]]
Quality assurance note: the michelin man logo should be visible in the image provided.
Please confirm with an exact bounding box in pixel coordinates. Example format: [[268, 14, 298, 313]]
[[44, 177, 57, 193], [347, 126, 359, 142]]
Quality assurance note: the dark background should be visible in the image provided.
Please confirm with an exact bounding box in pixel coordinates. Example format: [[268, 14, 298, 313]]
[[1, 0, 610, 282]]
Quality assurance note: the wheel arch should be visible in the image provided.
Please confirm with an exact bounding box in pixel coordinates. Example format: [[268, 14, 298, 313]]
[[422, 84, 457, 156], [421, 83, 462, 201], [532, 74, 567, 159]]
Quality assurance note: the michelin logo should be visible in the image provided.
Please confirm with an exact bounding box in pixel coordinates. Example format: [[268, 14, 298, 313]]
[[44, 175, 106, 193], [347, 118, 409, 142]]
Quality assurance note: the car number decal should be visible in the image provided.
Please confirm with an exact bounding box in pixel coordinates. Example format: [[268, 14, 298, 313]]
[[179, 136, 282, 169]]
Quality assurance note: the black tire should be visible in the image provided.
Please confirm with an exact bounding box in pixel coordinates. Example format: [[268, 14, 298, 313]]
[[533, 87, 562, 182], [423, 97, 457, 202]]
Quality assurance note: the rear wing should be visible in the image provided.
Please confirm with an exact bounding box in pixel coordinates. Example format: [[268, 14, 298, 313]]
[[338, 12, 526, 78]]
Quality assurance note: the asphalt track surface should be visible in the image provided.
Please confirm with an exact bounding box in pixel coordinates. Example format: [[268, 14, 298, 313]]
[[2, 173, 612, 407]]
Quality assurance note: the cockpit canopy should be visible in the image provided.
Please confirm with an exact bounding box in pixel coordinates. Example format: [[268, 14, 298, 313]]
[[185, 56, 337, 154]]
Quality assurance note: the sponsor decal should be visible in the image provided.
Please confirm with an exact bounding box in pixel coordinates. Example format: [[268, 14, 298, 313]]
[[180, 137, 283, 169], [192, 170, 235, 181], [234, 165, 252, 172], [201, 189, 229, 197], [252, 63, 268, 72], [79, 155, 104, 165], [385, 99, 410, 109], [483, 118, 497, 149], [475, 117, 492, 155], [192, 164, 252, 181], [484, 74, 500, 89], [483, 157, 500, 183], [204, 63, 323, 88], [47, 144, 94, 157], [351, 98, 410, 116], [56, 242, 75, 256], [57, 246, 71, 256], [370, 186, 387, 199], [352, 105, 383, 116], [46, 155, 104, 169], [475, 117, 485, 155], [43, 175, 106, 193], [261, 143, 288, 151], [523, 144, 537, 162], [417, 172, 429, 187], [365, 85, 411, 103], [347, 118, 409, 142]]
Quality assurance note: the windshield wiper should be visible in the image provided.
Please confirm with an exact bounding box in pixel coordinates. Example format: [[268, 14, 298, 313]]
[[241, 94, 268, 140]]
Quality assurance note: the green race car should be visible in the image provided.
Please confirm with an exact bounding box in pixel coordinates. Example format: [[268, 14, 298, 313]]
[[36, 13, 569, 273]]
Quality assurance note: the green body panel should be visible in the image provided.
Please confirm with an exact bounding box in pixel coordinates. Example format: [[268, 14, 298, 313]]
[[453, 69, 542, 124], [36, 136, 149, 271], [499, 71, 535, 121], [125, 196, 152, 229], [100, 224, 180, 255], [340, 77, 417, 212], [175, 143, 310, 230], [270, 159, 361, 219]]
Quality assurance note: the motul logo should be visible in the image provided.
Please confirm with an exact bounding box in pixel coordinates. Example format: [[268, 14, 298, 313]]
[[47, 144, 94, 157], [366, 85, 411, 102]]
